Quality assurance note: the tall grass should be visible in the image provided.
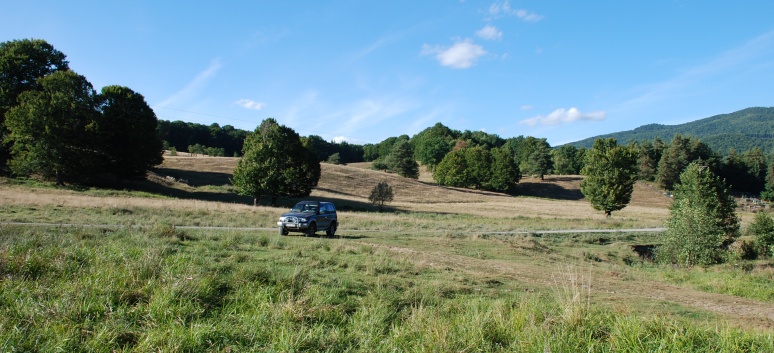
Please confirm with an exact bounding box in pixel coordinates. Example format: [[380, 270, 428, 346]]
[[1, 225, 771, 352]]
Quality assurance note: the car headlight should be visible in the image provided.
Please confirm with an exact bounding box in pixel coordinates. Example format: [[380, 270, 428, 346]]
[[298, 217, 307, 222]]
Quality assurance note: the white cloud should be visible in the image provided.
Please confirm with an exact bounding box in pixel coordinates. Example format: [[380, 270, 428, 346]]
[[515, 9, 543, 22], [520, 105, 533, 111], [235, 98, 266, 110], [332, 136, 348, 143], [488, 1, 543, 22], [476, 25, 502, 40], [520, 108, 605, 126], [422, 39, 486, 69]]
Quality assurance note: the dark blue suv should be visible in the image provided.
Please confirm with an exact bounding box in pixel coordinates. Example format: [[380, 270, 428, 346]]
[[277, 201, 338, 237]]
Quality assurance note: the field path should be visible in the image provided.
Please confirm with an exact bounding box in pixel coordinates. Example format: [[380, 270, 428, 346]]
[[368, 242, 774, 331]]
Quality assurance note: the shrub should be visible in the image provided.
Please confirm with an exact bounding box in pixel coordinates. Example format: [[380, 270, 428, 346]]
[[369, 181, 394, 212], [371, 159, 389, 171], [326, 152, 342, 165], [747, 212, 774, 258]]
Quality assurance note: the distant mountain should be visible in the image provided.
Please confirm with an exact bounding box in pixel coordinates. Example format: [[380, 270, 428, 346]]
[[567, 107, 774, 154]]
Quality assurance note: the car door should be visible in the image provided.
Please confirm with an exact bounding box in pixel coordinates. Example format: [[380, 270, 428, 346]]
[[316, 203, 331, 230]]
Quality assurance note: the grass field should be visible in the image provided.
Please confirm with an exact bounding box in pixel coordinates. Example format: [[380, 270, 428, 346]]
[[1, 155, 773, 351]]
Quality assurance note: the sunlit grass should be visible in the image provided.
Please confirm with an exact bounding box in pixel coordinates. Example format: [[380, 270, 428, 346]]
[[1, 225, 771, 352]]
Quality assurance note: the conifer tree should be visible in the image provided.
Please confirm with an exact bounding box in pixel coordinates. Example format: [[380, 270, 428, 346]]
[[387, 140, 419, 179], [657, 162, 739, 267]]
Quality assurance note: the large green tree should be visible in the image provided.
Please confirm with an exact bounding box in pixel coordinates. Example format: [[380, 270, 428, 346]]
[[487, 146, 520, 192], [0, 39, 69, 124], [433, 148, 469, 187], [232, 118, 320, 206], [411, 123, 457, 171], [657, 162, 739, 267], [580, 138, 639, 217], [96, 85, 163, 179], [434, 146, 519, 192], [1, 39, 70, 169], [4, 70, 99, 184]]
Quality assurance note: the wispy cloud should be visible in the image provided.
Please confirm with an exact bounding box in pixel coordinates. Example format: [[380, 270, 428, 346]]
[[520, 107, 605, 126], [283, 90, 319, 126], [488, 1, 543, 22], [476, 25, 502, 40], [422, 39, 486, 69], [328, 97, 419, 142], [613, 30, 774, 115], [235, 98, 266, 110], [157, 58, 222, 107]]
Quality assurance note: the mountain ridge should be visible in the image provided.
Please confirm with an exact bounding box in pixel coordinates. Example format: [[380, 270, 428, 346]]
[[566, 107, 774, 154]]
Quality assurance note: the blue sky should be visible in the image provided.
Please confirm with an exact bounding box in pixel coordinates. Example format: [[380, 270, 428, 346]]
[[3, 1, 774, 146]]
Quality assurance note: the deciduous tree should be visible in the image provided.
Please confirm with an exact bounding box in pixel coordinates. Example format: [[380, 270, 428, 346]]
[[232, 118, 321, 206], [411, 123, 457, 171], [5, 70, 99, 184], [487, 146, 520, 192], [96, 85, 162, 179], [434, 147, 520, 192], [580, 138, 639, 217], [434, 148, 469, 187], [1, 39, 70, 168]]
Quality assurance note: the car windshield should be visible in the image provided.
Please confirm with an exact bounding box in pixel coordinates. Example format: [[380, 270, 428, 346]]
[[290, 203, 317, 213]]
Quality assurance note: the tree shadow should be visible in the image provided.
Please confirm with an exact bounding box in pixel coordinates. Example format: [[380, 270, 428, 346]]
[[122, 178, 253, 204], [154, 167, 232, 187], [515, 178, 585, 200]]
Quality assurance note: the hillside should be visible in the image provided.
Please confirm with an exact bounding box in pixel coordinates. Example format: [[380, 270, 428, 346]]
[[156, 156, 672, 222], [567, 107, 774, 153]]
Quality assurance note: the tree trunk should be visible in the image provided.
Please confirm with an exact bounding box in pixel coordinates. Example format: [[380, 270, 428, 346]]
[[253, 197, 258, 206], [55, 170, 65, 186]]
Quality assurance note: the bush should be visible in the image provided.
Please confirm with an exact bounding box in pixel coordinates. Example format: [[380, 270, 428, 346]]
[[748, 212, 774, 258], [368, 181, 394, 212], [326, 152, 342, 165], [371, 159, 389, 171]]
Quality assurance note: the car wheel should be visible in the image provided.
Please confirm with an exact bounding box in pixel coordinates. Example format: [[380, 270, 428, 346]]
[[306, 223, 317, 237], [279, 226, 288, 236], [326, 222, 337, 237]]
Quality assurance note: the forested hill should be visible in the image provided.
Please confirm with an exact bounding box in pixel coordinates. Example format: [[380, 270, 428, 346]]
[[567, 107, 774, 154]]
